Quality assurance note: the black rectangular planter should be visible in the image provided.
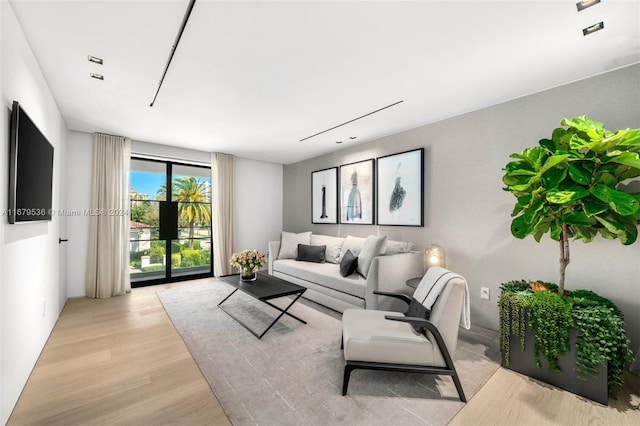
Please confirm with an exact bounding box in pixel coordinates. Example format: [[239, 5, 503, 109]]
[[502, 327, 608, 405]]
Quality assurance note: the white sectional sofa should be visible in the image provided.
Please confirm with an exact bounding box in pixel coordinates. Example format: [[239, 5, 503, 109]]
[[268, 232, 423, 313]]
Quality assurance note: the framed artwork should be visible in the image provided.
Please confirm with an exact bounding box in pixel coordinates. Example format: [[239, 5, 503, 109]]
[[311, 167, 338, 224], [339, 159, 374, 224], [376, 148, 424, 226]]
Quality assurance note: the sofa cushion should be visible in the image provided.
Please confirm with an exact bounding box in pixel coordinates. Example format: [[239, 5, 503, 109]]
[[357, 235, 388, 277], [296, 244, 326, 263], [339, 250, 358, 277], [338, 235, 366, 261], [310, 234, 344, 263], [272, 259, 366, 299], [278, 231, 311, 259], [385, 240, 415, 255]]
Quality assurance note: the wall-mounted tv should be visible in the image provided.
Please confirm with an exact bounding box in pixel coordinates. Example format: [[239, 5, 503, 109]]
[[8, 101, 54, 224]]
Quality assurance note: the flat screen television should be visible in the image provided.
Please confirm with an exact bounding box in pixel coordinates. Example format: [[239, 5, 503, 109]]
[[8, 101, 54, 224]]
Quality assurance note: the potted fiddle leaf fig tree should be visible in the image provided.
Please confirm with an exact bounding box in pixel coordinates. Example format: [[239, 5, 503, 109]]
[[500, 116, 638, 404]]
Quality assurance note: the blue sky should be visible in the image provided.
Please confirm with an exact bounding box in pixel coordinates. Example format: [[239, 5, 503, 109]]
[[130, 172, 165, 198], [130, 172, 211, 199]]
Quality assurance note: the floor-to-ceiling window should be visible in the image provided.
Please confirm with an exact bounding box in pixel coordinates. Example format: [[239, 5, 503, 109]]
[[129, 158, 213, 286]]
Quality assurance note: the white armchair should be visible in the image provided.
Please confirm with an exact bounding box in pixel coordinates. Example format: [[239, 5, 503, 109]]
[[341, 267, 469, 401]]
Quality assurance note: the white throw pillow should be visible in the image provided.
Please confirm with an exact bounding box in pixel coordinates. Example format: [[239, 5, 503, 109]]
[[357, 235, 388, 277], [338, 235, 367, 262], [310, 234, 344, 264], [278, 231, 312, 259], [385, 240, 415, 255]]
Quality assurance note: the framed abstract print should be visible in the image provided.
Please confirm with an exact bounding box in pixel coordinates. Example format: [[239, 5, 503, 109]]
[[376, 148, 424, 226], [339, 159, 374, 224], [311, 167, 338, 224]]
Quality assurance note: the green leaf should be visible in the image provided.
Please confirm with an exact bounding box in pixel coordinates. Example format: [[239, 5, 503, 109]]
[[561, 116, 607, 140], [569, 134, 592, 151], [561, 211, 597, 226], [602, 152, 640, 169], [540, 154, 571, 174], [504, 160, 535, 174], [632, 194, 640, 221], [516, 194, 533, 207], [546, 189, 590, 204], [616, 129, 640, 147], [590, 185, 640, 216], [595, 172, 617, 187], [550, 221, 562, 241], [583, 199, 608, 216], [510, 147, 547, 170], [533, 217, 553, 242], [568, 163, 592, 185], [572, 225, 597, 242], [539, 138, 555, 152], [594, 216, 637, 245], [616, 166, 640, 181], [542, 167, 568, 190], [511, 215, 533, 239], [551, 127, 569, 151]]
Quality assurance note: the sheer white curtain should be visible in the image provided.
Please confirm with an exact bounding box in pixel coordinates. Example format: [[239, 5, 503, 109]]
[[86, 133, 131, 298], [212, 152, 236, 276]]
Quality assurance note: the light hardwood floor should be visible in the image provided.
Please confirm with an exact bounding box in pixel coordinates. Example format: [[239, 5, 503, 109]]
[[7, 279, 640, 425], [8, 280, 230, 425]]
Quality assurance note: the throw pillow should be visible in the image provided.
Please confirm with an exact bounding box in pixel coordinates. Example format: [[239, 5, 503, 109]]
[[356, 235, 388, 277], [310, 234, 344, 263], [338, 235, 366, 262], [296, 244, 326, 263], [339, 250, 358, 277], [405, 298, 431, 334], [278, 231, 312, 259]]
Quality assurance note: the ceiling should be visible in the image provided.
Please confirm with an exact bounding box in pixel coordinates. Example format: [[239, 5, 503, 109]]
[[8, 0, 640, 164]]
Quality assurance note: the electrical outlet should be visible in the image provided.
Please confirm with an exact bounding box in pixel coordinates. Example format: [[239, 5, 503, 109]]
[[480, 287, 490, 300]]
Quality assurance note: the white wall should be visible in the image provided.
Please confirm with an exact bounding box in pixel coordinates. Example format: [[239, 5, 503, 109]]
[[65, 131, 92, 297], [283, 64, 640, 355], [235, 157, 283, 255], [1, 2, 69, 423]]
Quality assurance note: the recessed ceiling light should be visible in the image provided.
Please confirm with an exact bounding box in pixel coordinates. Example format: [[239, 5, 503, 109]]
[[583, 21, 604, 36], [335, 141, 343, 144], [90, 73, 104, 80], [576, 0, 600, 12], [88, 55, 103, 65]]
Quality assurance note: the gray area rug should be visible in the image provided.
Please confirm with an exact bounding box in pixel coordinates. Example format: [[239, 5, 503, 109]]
[[157, 280, 499, 425]]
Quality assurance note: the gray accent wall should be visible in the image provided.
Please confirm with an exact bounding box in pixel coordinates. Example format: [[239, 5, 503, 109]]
[[283, 64, 640, 353]]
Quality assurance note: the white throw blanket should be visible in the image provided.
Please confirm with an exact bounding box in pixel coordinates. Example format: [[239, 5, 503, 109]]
[[413, 266, 471, 329]]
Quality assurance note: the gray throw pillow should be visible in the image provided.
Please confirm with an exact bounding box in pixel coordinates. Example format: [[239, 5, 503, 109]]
[[356, 235, 388, 277], [405, 298, 431, 334], [339, 250, 358, 277], [296, 244, 326, 263], [278, 231, 311, 259]]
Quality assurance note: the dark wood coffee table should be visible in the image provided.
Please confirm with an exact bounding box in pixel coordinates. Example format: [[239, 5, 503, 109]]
[[218, 272, 307, 339]]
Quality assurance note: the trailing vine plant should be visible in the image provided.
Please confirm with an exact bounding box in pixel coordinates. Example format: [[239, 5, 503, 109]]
[[498, 280, 531, 365], [499, 283, 633, 396], [527, 291, 573, 372], [570, 291, 633, 395]]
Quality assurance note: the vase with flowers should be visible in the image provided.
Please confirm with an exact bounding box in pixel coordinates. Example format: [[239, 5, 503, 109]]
[[229, 249, 268, 282]]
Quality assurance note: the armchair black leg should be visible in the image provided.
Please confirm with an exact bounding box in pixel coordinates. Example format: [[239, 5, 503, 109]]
[[342, 363, 355, 396], [340, 332, 343, 349], [451, 372, 467, 402]]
